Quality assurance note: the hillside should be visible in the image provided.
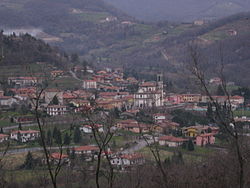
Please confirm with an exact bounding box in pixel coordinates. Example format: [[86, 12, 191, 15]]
[[0, 1, 249, 89], [0, 0, 134, 54], [104, 0, 250, 22], [0, 32, 68, 67]]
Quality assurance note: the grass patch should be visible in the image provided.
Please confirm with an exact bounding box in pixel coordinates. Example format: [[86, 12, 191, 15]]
[[139, 146, 172, 161], [233, 110, 250, 117], [76, 11, 110, 23], [49, 76, 82, 90]]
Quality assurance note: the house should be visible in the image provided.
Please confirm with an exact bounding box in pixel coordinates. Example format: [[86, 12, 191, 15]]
[[196, 133, 216, 146], [0, 90, 4, 97], [209, 77, 222, 85], [83, 80, 97, 89], [73, 145, 99, 155], [69, 99, 90, 107], [153, 113, 166, 123], [165, 94, 182, 105], [179, 94, 201, 103], [116, 119, 151, 133], [10, 130, 40, 142], [50, 152, 70, 164], [46, 105, 67, 116], [182, 125, 219, 138], [72, 145, 99, 161], [12, 116, 36, 124], [80, 124, 104, 133], [96, 99, 123, 110], [153, 121, 179, 133], [0, 96, 18, 107], [0, 134, 9, 143], [159, 135, 188, 147], [134, 74, 164, 109], [111, 153, 145, 167], [51, 70, 64, 78], [194, 20, 204, 26], [8, 77, 39, 87]]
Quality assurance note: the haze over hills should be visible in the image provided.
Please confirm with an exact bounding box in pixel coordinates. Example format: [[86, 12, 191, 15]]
[[103, 0, 250, 22], [0, 0, 249, 88]]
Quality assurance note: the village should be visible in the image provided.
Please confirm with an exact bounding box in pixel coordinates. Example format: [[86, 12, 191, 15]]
[[0, 64, 249, 171]]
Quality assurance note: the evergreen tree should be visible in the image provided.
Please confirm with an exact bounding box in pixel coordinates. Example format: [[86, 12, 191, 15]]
[[64, 133, 71, 145], [55, 130, 62, 145], [73, 127, 81, 143], [52, 127, 58, 139], [18, 123, 22, 130], [22, 152, 35, 169], [70, 148, 75, 160], [206, 103, 214, 121], [51, 95, 59, 105], [164, 157, 171, 166], [187, 139, 195, 151], [0, 127, 3, 133], [46, 129, 53, 146], [17, 131, 22, 143], [216, 85, 225, 96]]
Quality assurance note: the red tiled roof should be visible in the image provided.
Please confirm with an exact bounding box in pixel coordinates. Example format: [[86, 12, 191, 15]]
[[63, 93, 76, 99], [99, 92, 117, 96], [11, 130, 39, 134], [83, 124, 103, 129], [8, 77, 38, 80], [51, 153, 69, 159], [121, 153, 143, 160], [74, 145, 99, 151], [140, 82, 156, 87], [197, 133, 216, 137], [0, 134, 8, 139], [231, 95, 244, 99]]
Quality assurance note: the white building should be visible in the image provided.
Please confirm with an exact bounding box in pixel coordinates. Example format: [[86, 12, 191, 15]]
[[134, 74, 164, 109], [10, 130, 40, 143], [153, 113, 167, 123], [0, 134, 9, 143], [46, 105, 67, 116], [0, 96, 18, 107], [158, 135, 187, 147], [83, 80, 97, 89], [8, 77, 38, 87], [111, 153, 145, 167], [79, 124, 104, 133]]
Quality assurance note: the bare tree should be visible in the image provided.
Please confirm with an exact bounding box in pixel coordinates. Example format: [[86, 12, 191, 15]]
[[188, 43, 247, 188], [83, 107, 115, 188]]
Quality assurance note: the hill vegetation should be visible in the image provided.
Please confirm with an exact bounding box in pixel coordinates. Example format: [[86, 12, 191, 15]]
[[104, 0, 250, 22], [0, 0, 249, 89], [0, 31, 68, 67]]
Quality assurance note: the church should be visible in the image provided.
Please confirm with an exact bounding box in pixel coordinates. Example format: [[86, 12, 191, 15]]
[[134, 74, 164, 109]]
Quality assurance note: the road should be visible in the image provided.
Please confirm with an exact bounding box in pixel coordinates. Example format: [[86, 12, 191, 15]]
[[3, 118, 85, 131], [0, 146, 77, 155], [121, 139, 154, 154], [69, 70, 82, 81]]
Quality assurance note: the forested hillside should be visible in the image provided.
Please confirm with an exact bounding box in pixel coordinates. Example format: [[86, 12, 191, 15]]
[[0, 32, 68, 67]]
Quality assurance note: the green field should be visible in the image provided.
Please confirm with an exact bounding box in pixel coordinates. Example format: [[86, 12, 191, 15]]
[[234, 110, 250, 117]]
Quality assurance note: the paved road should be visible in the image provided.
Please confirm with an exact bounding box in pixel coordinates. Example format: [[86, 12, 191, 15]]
[[3, 123, 37, 131], [121, 139, 154, 154], [0, 146, 77, 155], [69, 70, 82, 81], [3, 119, 85, 131]]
